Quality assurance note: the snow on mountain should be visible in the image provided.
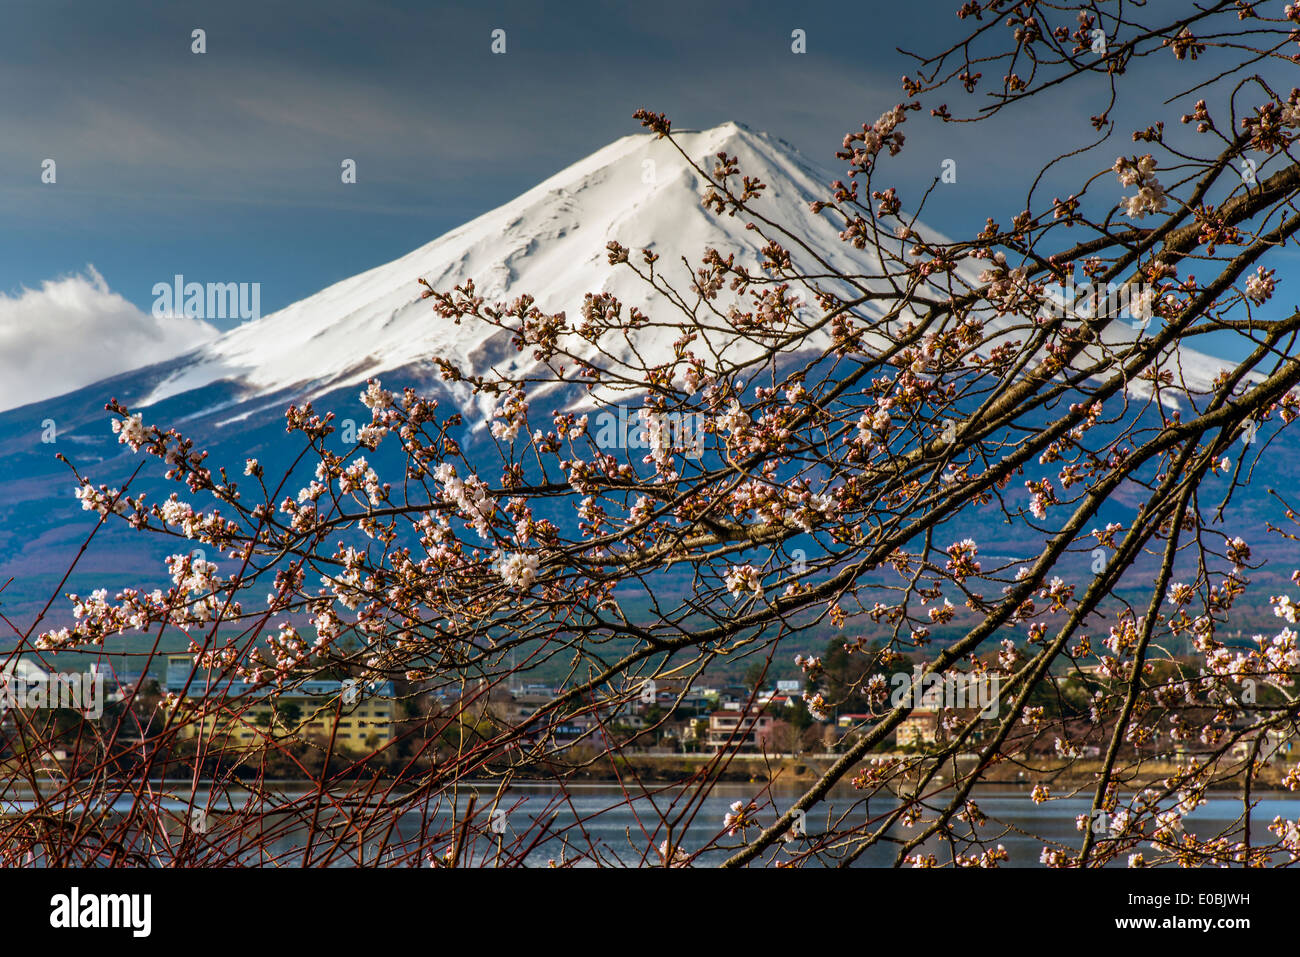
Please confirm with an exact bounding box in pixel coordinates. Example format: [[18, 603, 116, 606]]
[[135, 122, 905, 421], [126, 119, 1232, 424], [4, 122, 1235, 433], [0, 123, 1273, 619]]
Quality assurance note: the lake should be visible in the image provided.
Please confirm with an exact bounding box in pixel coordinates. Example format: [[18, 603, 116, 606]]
[[4, 780, 1297, 867]]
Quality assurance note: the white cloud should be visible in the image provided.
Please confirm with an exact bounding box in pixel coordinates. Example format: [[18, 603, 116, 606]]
[[0, 267, 217, 413]]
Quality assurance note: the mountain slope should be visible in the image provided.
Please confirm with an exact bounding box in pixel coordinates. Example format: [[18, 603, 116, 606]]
[[1, 122, 876, 619], [138, 122, 883, 421], [0, 121, 1277, 625]]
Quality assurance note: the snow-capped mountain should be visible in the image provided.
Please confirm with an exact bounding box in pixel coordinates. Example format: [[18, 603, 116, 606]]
[[124, 119, 1229, 422], [137, 122, 884, 423], [3, 122, 890, 617], [0, 121, 1264, 621]]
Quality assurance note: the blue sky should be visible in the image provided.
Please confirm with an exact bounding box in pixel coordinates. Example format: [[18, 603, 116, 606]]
[[0, 0, 1085, 320], [1, 0, 1295, 328]]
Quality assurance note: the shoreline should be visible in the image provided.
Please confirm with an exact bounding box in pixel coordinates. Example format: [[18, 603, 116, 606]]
[[3, 752, 1290, 794]]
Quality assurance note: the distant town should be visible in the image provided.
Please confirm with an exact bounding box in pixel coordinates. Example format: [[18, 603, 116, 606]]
[[2, 650, 1293, 789]]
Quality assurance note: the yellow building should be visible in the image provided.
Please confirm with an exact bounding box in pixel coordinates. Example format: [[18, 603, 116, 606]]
[[895, 709, 938, 748], [163, 654, 399, 752]]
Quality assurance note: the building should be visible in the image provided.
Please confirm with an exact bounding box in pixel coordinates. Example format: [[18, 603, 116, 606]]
[[837, 713, 875, 728], [1231, 728, 1293, 764], [163, 654, 398, 752], [895, 709, 938, 748], [706, 707, 776, 751]]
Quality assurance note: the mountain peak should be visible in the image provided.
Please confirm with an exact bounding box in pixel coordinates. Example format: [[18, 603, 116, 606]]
[[136, 120, 852, 417], [120, 118, 1231, 423]]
